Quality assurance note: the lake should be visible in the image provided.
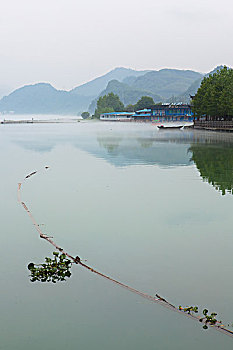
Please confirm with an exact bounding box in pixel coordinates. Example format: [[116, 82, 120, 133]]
[[1, 121, 233, 350]]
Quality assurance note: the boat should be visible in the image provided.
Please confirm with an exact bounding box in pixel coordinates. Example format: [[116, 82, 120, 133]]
[[157, 125, 184, 130]]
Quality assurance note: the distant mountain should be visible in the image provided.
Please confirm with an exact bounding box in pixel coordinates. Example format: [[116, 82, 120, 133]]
[[0, 66, 226, 115], [71, 67, 149, 97], [0, 85, 12, 99], [89, 79, 162, 113], [175, 78, 203, 103], [0, 68, 150, 115], [177, 66, 226, 103], [0, 83, 92, 115], [128, 69, 203, 98], [122, 75, 139, 85], [206, 65, 225, 77], [88, 68, 203, 112]]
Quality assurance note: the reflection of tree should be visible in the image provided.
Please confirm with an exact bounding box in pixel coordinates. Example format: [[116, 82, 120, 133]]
[[137, 138, 154, 149], [97, 136, 122, 154], [190, 144, 233, 195]]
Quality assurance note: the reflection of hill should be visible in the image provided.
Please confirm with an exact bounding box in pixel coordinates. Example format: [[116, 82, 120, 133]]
[[96, 136, 192, 167], [12, 126, 193, 168], [190, 144, 233, 195], [11, 124, 233, 175], [15, 135, 192, 167]]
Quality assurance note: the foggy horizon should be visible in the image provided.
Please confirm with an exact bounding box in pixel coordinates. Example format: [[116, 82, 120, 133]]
[[1, 0, 233, 95], [0, 64, 229, 96]]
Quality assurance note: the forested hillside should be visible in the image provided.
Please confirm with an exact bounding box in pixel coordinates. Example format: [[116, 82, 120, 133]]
[[88, 69, 203, 113], [127, 69, 203, 98], [177, 66, 225, 103], [88, 80, 162, 113], [70, 67, 149, 97]]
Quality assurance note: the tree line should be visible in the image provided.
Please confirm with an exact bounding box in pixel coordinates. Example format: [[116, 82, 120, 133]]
[[92, 93, 156, 119], [193, 66, 233, 118]]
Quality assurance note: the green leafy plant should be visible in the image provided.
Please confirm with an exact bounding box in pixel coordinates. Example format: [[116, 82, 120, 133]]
[[199, 309, 219, 329], [179, 306, 198, 314], [178, 306, 223, 331], [28, 252, 72, 283]]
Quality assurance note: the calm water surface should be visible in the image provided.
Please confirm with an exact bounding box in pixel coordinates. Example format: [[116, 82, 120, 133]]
[[1, 121, 233, 350]]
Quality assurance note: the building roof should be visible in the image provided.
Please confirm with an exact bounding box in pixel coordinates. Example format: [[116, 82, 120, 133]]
[[132, 113, 151, 117], [136, 108, 151, 113], [101, 112, 134, 116], [151, 104, 191, 109]]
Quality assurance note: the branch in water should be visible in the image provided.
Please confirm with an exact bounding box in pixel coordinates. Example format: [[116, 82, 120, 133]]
[[18, 170, 233, 339]]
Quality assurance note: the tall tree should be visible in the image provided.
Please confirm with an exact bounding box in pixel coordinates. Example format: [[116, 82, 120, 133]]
[[134, 96, 155, 111], [94, 93, 124, 118], [193, 66, 233, 118], [81, 111, 90, 119], [124, 104, 135, 112]]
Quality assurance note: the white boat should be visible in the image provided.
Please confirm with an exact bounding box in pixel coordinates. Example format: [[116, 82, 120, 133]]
[[157, 125, 183, 130], [157, 121, 194, 129]]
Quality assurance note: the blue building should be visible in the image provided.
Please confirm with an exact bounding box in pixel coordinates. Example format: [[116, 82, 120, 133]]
[[133, 104, 193, 122], [131, 108, 151, 122], [100, 104, 194, 123], [100, 112, 134, 121]]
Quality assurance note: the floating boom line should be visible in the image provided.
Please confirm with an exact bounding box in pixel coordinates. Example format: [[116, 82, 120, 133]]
[[18, 169, 233, 339]]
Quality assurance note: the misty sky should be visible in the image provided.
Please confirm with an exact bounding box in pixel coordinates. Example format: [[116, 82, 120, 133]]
[[0, 0, 233, 93]]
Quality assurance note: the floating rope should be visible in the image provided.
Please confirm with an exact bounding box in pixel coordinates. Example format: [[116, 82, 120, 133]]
[[18, 168, 233, 339]]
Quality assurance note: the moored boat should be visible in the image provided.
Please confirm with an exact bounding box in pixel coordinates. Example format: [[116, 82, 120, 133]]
[[157, 125, 184, 130]]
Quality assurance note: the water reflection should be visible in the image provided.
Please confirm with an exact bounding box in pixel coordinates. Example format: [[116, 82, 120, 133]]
[[8, 124, 194, 167], [3, 123, 233, 193], [97, 136, 122, 154], [2, 122, 233, 350], [190, 144, 233, 195], [96, 135, 192, 167]]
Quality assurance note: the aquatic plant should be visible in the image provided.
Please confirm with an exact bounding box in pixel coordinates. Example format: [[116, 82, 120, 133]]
[[179, 306, 198, 314], [199, 309, 219, 329], [178, 306, 221, 330], [28, 252, 72, 283]]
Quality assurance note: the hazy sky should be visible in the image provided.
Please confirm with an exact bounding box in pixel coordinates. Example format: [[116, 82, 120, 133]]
[[0, 0, 233, 92]]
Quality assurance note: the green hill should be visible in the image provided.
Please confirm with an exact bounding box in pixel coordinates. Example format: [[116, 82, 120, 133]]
[[70, 67, 149, 97], [0, 68, 150, 115], [129, 69, 203, 98], [177, 66, 226, 103], [1, 67, 225, 115], [0, 83, 92, 115], [88, 79, 162, 113], [88, 69, 203, 112]]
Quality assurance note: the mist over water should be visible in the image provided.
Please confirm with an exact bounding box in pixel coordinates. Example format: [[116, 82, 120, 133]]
[[1, 121, 233, 350]]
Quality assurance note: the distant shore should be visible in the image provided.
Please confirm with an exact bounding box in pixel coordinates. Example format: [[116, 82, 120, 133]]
[[0, 117, 83, 124]]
